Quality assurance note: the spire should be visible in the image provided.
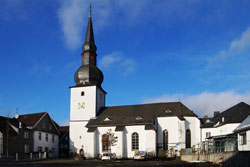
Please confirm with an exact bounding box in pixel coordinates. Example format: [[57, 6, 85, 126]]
[[89, 0, 92, 17], [82, 0, 96, 54], [74, 6, 104, 87]]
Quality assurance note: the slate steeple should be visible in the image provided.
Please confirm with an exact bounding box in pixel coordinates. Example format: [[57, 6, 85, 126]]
[[74, 7, 103, 87]]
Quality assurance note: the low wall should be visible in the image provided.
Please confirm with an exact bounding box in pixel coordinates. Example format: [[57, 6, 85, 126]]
[[181, 151, 250, 167]]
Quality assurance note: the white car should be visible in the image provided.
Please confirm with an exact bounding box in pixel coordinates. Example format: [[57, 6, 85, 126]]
[[134, 151, 147, 160], [101, 153, 116, 161]]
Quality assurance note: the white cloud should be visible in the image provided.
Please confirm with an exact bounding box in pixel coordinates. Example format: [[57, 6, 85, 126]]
[[208, 27, 250, 66], [142, 91, 250, 118], [57, 0, 203, 50], [99, 51, 136, 75], [57, 0, 88, 50]]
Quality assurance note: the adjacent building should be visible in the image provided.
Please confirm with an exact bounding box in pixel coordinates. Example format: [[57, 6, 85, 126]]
[[0, 112, 60, 158], [0, 116, 33, 158], [59, 126, 69, 157], [200, 102, 250, 153], [234, 115, 250, 151]]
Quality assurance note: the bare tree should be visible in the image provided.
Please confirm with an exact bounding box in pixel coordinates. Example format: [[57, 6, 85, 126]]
[[101, 129, 118, 153]]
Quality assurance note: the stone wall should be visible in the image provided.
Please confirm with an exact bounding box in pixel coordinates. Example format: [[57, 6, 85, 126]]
[[181, 151, 250, 167]]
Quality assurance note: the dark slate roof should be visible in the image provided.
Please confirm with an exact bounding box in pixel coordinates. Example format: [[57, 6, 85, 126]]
[[86, 102, 197, 128], [87, 127, 96, 132], [17, 112, 46, 127], [215, 102, 250, 124], [200, 102, 250, 128], [145, 124, 156, 130], [115, 125, 125, 131], [200, 117, 220, 128], [234, 115, 250, 133]]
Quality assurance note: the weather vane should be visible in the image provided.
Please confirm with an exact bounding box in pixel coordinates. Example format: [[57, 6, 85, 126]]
[[89, 0, 92, 17]]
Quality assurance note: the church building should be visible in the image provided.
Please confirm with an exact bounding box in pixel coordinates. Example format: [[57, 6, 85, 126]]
[[69, 13, 201, 159]]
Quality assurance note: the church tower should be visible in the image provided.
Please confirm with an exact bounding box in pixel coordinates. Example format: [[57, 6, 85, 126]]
[[69, 10, 106, 155]]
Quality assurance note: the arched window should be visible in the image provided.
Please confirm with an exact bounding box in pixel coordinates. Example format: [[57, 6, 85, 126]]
[[132, 132, 139, 151], [186, 129, 191, 148], [102, 134, 110, 152], [163, 130, 168, 150]]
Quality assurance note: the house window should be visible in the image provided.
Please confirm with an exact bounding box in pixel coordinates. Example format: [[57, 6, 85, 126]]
[[102, 134, 110, 152], [49, 124, 52, 130], [38, 147, 42, 152], [132, 132, 139, 151], [24, 131, 29, 139], [45, 147, 49, 153], [19, 122, 22, 128], [51, 148, 54, 155], [240, 133, 247, 145], [52, 135, 54, 143], [81, 91, 85, 96], [39, 132, 42, 140], [24, 144, 29, 153], [186, 129, 191, 148], [46, 134, 48, 142], [206, 132, 211, 138], [163, 130, 168, 150]]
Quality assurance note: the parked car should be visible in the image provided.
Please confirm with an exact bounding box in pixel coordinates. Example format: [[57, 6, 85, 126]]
[[134, 151, 147, 160], [101, 153, 116, 161]]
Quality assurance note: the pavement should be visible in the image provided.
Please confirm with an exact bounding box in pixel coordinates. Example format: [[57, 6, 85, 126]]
[[0, 158, 220, 167]]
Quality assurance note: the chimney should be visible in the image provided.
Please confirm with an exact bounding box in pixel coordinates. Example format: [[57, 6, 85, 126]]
[[214, 111, 220, 118]]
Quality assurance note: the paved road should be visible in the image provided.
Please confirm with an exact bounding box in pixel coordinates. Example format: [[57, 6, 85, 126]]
[[0, 159, 220, 167]]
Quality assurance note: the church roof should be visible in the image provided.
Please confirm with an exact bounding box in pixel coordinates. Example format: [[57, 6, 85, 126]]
[[86, 102, 197, 128]]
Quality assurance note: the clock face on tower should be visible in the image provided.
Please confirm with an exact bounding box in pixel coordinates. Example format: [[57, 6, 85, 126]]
[[78, 102, 85, 109]]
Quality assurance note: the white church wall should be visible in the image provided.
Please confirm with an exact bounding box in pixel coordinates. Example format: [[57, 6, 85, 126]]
[[69, 121, 88, 153], [145, 130, 156, 156], [124, 125, 146, 158], [70, 86, 97, 121], [96, 88, 105, 115], [157, 117, 181, 152], [184, 117, 201, 148]]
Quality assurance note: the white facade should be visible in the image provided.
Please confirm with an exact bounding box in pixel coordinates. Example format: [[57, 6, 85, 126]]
[[201, 123, 240, 142], [33, 131, 59, 157], [70, 85, 105, 156], [237, 130, 250, 151]]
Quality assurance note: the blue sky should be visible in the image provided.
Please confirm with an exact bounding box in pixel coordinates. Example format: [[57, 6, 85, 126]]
[[1, 0, 250, 125]]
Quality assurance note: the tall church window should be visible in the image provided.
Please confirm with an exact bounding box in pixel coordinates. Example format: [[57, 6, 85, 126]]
[[132, 132, 139, 151], [163, 130, 168, 150], [102, 134, 110, 152], [81, 91, 85, 96], [186, 129, 191, 148]]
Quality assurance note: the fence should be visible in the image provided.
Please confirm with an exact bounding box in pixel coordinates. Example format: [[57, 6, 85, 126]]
[[0, 152, 47, 161]]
